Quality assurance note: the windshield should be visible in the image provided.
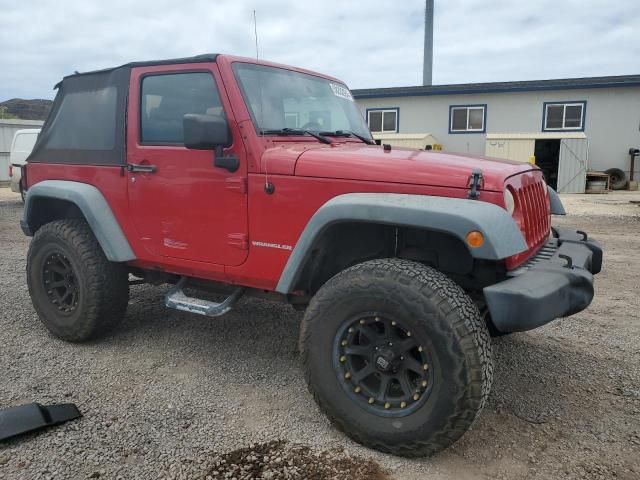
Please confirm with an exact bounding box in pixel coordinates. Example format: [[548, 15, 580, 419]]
[[232, 63, 372, 140]]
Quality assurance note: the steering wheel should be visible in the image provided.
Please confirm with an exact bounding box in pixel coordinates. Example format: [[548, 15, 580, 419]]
[[300, 121, 322, 130]]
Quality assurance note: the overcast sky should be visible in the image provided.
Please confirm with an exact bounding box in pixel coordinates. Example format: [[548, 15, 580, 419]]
[[1, 0, 639, 100]]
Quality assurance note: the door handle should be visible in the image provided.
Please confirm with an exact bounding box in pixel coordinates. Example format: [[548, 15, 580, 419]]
[[214, 154, 239, 173], [127, 163, 157, 173]]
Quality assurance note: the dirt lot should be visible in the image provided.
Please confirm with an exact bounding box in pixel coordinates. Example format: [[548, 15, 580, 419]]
[[0, 187, 639, 480]]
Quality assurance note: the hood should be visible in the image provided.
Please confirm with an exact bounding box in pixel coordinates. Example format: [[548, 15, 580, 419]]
[[293, 144, 536, 192]]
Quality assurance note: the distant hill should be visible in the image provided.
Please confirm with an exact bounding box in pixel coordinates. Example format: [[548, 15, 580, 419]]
[[0, 98, 53, 121]]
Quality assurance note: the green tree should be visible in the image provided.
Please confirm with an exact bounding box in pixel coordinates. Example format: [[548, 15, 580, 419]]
[[0, 106, 18, 119]]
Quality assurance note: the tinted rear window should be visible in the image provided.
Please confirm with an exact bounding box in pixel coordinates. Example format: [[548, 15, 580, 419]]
[[46, 86, 117, 150]]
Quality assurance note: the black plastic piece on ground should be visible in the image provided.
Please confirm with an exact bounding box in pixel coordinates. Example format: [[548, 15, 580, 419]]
[[0, 403, 81, 442]]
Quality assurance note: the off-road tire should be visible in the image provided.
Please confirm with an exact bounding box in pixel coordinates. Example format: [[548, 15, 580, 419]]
[[605, 168, 628, 190], [300, 258, 493, 457], [27, 219, 129, 342]]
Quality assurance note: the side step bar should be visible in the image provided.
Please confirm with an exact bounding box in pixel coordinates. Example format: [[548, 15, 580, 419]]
[[165, 277, 244, 317]]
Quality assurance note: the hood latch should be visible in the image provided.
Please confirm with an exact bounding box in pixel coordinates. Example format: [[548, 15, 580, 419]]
[[468, 169, 483, 200]]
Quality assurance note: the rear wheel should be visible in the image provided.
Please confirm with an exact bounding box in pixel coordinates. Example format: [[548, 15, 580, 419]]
[[27, 219, 129, 342], [300, 258, 493, 456]]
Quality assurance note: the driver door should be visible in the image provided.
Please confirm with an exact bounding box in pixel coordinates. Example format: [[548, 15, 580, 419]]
[[126, 64, 248, 266]]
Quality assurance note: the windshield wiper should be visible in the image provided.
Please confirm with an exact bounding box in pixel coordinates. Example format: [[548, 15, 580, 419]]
[[260, 128, 332, 145], [320, 130, 376, 145]]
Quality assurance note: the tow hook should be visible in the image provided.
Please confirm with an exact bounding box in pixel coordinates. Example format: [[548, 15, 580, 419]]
[[559, 254, 574, 269], [468, 169, 483, 200]]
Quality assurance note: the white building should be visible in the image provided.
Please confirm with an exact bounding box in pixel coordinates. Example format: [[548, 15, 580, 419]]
[[353, 75, 640, 192]]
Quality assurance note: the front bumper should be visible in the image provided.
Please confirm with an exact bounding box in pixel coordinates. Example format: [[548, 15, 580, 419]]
[[484, 227, 602, 333]]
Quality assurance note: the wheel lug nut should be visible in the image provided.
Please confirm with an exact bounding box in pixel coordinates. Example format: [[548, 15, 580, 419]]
[[413, 393, 420, 401], [368, 397, 375, 404], [384, 402, 391, 409], [375, 317, 380, 322], [400, 401, 407, 408], [344, 372, 351, 379], [391, 321, 396, 326], [341, 340, 347, 346], [406, 331, 412, 337], [423, 364, 429, 371], [339, 356, 346, 363], [359, 319, 365, 325], [348, 327, 354, 333], [400, 356, 404, 360], [418, 346, 423, 352], [354, 386, 361, 393], [421, 380, 428, 388]]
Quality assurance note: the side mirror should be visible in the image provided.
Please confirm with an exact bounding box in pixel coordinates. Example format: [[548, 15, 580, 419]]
[[183, 114, 231, 150]]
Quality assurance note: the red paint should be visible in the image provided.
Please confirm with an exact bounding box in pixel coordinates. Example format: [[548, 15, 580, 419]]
[[26, 54, 547, 291]]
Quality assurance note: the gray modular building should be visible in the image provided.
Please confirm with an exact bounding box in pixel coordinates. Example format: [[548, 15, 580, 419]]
[[0, 119, 44, 185], [353, 75, 640, 193]]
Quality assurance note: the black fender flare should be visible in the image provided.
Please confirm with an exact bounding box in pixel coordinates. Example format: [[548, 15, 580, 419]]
[[275, 193, 527, 293], [21, 180, 136, 262], [547, 186, 566, 215]]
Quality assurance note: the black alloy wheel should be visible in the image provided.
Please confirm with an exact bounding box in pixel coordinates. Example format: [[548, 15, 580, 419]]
[[42, 252, 79, 314], [334, 314, 433, 416]]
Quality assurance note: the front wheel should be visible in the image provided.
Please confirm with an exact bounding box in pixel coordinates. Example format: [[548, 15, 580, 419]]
[[27, 219, 129, 342], [300, 259, 493, 457]]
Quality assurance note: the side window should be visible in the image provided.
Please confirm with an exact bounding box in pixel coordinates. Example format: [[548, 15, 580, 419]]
[[140, 72, 223, 144]]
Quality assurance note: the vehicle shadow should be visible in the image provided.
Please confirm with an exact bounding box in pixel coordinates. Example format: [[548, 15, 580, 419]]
[[116, 286, 602, 426]]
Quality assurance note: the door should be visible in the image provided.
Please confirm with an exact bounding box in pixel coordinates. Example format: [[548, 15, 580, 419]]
[[557, 138, 588, 193], [126, 64, 248, 266]]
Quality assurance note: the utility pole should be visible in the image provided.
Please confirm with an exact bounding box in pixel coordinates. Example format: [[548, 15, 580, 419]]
[[423, 0, 434, 86]]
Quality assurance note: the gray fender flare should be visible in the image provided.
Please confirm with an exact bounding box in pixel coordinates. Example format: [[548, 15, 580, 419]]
[[547, 186, 566, 215], [21, 180, 136, 262], [275, 193, 527, 293]]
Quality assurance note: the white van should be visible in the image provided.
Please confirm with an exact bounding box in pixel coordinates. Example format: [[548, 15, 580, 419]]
[[9, 129, 40, 201]]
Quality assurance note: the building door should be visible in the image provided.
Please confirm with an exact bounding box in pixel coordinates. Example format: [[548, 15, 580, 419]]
[[534, 139, 561, 190], [126, 64, 249, 266], [557, 138, 589, 193]]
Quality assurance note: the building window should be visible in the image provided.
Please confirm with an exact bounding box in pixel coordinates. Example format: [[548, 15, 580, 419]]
[[367, 108, 398, 133], [449, 105, 486, 133], [543, 101, 586, 131]]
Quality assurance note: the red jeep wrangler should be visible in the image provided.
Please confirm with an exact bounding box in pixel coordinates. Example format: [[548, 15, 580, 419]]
[[21, 54, 602, 456]]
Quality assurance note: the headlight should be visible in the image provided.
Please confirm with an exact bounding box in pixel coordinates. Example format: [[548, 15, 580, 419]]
[[503, 189, 515, 215]]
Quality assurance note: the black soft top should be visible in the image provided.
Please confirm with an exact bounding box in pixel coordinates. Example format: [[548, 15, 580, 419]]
[[28, 54, 219, 166]]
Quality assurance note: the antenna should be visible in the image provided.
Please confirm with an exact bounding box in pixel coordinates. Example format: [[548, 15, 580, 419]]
[[253, 10, 259, 60], [253, 10, 274, 194]]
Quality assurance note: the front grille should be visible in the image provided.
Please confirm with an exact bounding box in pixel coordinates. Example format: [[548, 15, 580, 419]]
[[514, 176, 551, 249], [510, 240, 558, 276]]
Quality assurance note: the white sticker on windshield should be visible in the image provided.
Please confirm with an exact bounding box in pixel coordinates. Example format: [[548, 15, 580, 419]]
[[330, 83, 354, 101]]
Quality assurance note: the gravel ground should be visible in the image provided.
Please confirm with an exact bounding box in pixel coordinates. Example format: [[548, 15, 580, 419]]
[[0, 187, 639, 480]]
